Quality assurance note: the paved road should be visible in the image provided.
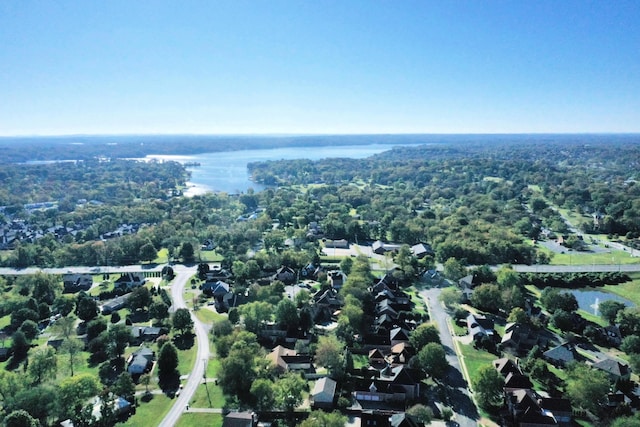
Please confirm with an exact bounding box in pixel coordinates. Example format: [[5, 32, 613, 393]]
[[159, 264, 209, 427], [421, 287, 479, 427]]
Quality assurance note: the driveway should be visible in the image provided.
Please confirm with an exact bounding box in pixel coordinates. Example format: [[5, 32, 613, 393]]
[[421, 287, 479, 427]]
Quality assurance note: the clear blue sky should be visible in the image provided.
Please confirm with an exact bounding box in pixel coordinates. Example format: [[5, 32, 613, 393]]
[[1, 1, 639, 135]]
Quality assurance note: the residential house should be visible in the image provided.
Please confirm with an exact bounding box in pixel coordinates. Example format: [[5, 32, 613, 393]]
[[467, 313, 495, 343], [63, 273, 93, 293], [222, 411, 258, 427], [500, 323, 542, 355], [389, 327, 411, 347], [131, 326, 163, 344], [369, 348, 387, 369], [324, 239, 349, 249], [202, 280, 230, 298], [114, 273, 145, 291], [311, 377, 337, 409], [360, 411, 424, 427], [543, 343, 579, 367], [274, 266, 296, 285], [328, 270, 346, 290], [592, 358, 631, 382], [127, 346, 155, 376], [267, 345, 313, 374], [410, 243, 434, 259], [386, 342, 414, 366], [372, 241, 402, 255], [101, 293, 131, 314]]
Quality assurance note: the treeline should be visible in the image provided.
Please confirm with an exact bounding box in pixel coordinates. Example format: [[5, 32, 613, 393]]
[[521, 271, 630, 289]]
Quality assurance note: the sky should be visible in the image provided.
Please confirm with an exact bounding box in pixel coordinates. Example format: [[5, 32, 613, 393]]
[[1, 0, 639, 136]]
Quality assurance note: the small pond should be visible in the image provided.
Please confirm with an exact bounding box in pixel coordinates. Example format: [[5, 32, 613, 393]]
[[567, 289, 635, 316]]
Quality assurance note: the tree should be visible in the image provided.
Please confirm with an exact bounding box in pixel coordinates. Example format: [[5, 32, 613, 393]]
[[28, 347, 57, 385], [158, 341, 179, 382], [565, 363, 610, 413], [107, 323, 132, 359], [275, 372, 306, 412], [470, 283, 501, 312], [218, 341, 258, 401], [443, 257, 467, 281], [540, 288, 578, 314], [60, 337, 84, 376], [622, 335, 640, 354], [149, 301, 170, 324], [172, 308, 194, 335], [57, 373, 100, 421], [179, 242, 195, 263], [228, 307, 240, 324], [127, 286, 152, 312], [11, 330, 30, 360], [550, 310, 575, 332], [315, 335, 345, 378], [52, 315, 76, 339], [250, 378, 276, 411], [507, 307, 528, 324], [139, 242, 158, 262], [409, 323, 441, 349], [439, 287, 462, 309], [473, 365, 505, 410], [407, 404, 434, 424], [5, 410, 40, 427], [414, 343, 449, 380], [75, 291, 99, 322], [275, 298, 299, 330], [112, 372, 136, 403], [239, 301, 273, 334], [298, 410, 347, 427], [618, 308, 640, 337], [19, 320, 39, 341], [600, 300, 626, 325]]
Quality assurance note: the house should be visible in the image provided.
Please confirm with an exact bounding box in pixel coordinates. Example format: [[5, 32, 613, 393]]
[[389, 327, 411, 347], [467, 313, 495, 343], [311, 377, 337, 409], [376, 365, 421, 400], [222, 411, 258, 427], [63, 273, 93, 292], [386, 342, 414, 366], [411, 243, 434, 259], [369, 348, 387, 369], [493, 357, 522, 378], [592, 358, 631, 382], [202, 280, 230, 297], [101, 293, 131, 314], [543, 343, 579, 367], [360, 411, 424, 427], [131, 326, 163, 343], [328, 270, 346, 289], [267, 345, 313, 373], [274, 266, 296, 285], [127, 346, 155, 376], [324, 239, 349, 249], [114, 273, 146, 291], [500, 323, 541, 355], [372, 241, 402, 255], [507, 389, 559, 427]]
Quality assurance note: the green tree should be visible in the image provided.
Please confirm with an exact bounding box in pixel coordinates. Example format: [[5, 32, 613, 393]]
[[275, 297, 299, 330], [507, 307, 528, 324], [250, 378, 276, 411], [57, 373, 100, 421], [127, 286, 152, 312], [60, 337, 84, 376], [172, 307, 194, 335], [11, 330, 30, 360], [112, 372, 136, 403], [149, 301, 170, 324], [565, 363, 610, 413], [276, 372, 306, 411], [414, 343, 449, 380], [600, 300, 626, 325], [158, 341, 179, 383], [470, 283, 501, 312], [239, 301, 273, 334], [28, 347, 57, 385], [409, 323, 441, 349], [439, 287, 462, 309], [407, 403, 434, 424], [139, 242, 158, 262], [314, 335, 345, 378], [443, 257, 467, 281], [107, 323, 132, 359], [473, 365, 505, 410], [19, 320, 39, 341], [75, 291, 99, 322], [179, 242, 195, 263], [298, 410, 347, 427], [5, 410, 40, 427]]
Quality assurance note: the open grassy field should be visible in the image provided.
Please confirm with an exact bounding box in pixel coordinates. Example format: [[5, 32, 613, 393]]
[[539, 246, 639, 266], [189, 382, 225, 408], [604, 272, 640, 305], [458, 342, 497, 386], [120, 394, 175, 427], [176, 413, 223, 427]]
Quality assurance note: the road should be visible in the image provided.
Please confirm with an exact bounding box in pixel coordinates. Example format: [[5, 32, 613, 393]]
[[421, 287, 479, 427], [159, 264, 209, 427]]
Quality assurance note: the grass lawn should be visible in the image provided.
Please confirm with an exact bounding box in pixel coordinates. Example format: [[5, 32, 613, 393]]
[[176, 413, 223, 427], [353, 354, 369, 369], [189, 382, 225, 408], [604, 272, 640, 305], [543, 247, 639, 266], [458, 342, 497, 386], [119, 394, 175, 427], [176, 337, 198, 378], [193, 307, 226, 325], [577, 309, 607, 327], [0, 314, 10, 329], [199, 251, 224, 262], [153, 248, 170, 264], [207, 357, 220, 379]]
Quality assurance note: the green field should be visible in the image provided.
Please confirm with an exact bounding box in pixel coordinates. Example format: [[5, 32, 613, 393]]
[[176, 413, 223, 427], [120, 394, 175, 427]]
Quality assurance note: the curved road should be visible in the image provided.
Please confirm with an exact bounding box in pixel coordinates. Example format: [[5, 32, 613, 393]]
[[159, 264, 209, 427]]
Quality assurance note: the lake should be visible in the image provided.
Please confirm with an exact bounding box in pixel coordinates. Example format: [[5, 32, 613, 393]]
[[568, 289, 635, 316], [147, 144, 400, 194]]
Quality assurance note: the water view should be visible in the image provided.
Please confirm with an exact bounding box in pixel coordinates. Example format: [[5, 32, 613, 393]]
[[569, 289, 635, 316], [148, 144, 400, 194]]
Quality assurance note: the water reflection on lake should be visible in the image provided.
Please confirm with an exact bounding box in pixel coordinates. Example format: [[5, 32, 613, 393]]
[[568, 289, 634, 316], [148, 144, 400, 194]]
